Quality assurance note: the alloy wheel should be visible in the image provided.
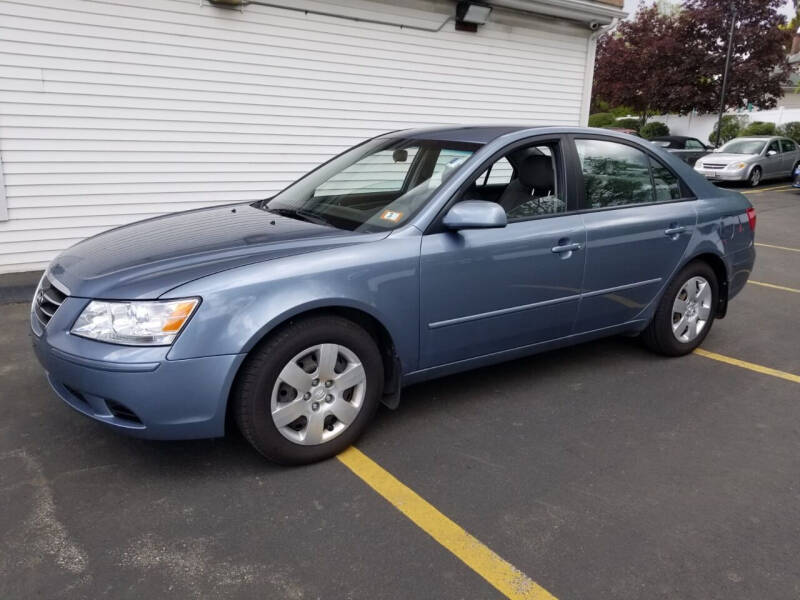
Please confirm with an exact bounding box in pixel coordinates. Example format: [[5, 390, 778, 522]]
[[671, 276, 712, 343], [749, 168, 761, 187], [270, 343, 366, 445]]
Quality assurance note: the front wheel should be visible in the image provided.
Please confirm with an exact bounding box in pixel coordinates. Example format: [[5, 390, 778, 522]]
[[233, 316, 384, 464], [641, 261, 718, 356], [747, 166, 762, 187]]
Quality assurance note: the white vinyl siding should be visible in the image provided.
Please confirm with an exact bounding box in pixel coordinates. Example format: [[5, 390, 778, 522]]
[[0, 0, 592, 273]]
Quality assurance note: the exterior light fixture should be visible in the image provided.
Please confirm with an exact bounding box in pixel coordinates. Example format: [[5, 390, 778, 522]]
[[456, 1, 492, 32]]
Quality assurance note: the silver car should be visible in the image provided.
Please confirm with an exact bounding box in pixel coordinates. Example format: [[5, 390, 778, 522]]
[[694, 136, 800, 187]]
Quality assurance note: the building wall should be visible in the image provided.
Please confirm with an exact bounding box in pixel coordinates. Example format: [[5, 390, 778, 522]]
[[0, 0, 594, 274]]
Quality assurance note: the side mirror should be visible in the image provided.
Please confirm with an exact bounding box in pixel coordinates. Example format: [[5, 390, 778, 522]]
[[767, 149, 778, 157], [443, 201, 507, 230]]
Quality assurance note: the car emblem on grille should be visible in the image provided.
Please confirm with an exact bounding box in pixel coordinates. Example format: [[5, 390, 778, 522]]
[[37, 288, 45, 306]]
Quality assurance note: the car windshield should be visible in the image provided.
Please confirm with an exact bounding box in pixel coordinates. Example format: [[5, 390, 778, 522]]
[[720, 140, 767, 155], [259, 138, 481, 232]]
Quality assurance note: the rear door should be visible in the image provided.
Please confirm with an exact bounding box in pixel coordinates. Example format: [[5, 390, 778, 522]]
[[780, 139, 798, 175], [570, 137, 697, 332]]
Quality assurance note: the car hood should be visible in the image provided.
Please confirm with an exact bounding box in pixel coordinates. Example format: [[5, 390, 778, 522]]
[[47, 203, 387, 299], [700, 153, 758, 164]]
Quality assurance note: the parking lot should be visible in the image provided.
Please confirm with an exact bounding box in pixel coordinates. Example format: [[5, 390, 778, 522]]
[[1, 182, 798, 600]]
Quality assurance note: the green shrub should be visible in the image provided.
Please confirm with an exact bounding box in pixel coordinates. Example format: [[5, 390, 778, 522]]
[[741, 121, 777, 136], [588, 113, 616, 128], [609, 106, 636, 119], [710, 115, 746, 146], [639, 121, 670, 139], [779, 121, 800, 143], [614, 118, 641, 131]]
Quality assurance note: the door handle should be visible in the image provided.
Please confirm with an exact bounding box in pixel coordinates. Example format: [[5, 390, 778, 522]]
[[664, 226, 686, 237], [551, 242, 582, 254]]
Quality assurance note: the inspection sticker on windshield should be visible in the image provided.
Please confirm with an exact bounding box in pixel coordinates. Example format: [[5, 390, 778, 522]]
[[380, 210, 404, 223]]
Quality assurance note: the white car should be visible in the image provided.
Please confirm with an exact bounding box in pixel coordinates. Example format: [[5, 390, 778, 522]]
[[694, 136, 800, 187]]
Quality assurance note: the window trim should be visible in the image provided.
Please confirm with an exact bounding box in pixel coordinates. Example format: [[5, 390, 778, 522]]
[[424, 134, 575, 234], [0, 153, 7, 222], [568, 134, 696, 215]]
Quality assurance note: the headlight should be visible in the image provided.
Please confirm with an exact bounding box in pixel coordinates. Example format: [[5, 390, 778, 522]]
[[727, 162, 747, 170], [71, 298, 199, 345]]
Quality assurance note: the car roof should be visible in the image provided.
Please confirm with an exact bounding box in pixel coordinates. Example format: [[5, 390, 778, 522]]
[[652, 136, 695, 141], [393, 125, 545, 144], [730, 136, 781, 141]]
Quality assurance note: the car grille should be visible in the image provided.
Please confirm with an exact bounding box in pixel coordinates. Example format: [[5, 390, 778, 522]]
[[33, 275, 68, 328], [701, 162, 727, 170]]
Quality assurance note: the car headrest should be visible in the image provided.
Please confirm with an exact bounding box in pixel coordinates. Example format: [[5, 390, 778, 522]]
[[517, 154, 554, 191]]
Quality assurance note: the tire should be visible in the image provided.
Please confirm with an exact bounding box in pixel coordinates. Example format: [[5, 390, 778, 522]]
[[233, 315, 384, 464], [641, 260, 718, 356], [747, 166, 762, 187]]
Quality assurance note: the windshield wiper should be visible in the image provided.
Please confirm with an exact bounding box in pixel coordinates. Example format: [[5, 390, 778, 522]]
[[268, 207, 334, 228]]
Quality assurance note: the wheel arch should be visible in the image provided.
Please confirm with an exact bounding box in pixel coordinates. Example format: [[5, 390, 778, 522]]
[[226, 303, 403, 432], [684, 251, 729, 318]]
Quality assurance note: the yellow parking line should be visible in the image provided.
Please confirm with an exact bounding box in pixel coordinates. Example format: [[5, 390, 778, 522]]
[[338, 446, 557, 600], [750, 280, 800, 294], [755, 242, 800, 253], [694, 348, 800, 384], [741, 185, 792, 195]]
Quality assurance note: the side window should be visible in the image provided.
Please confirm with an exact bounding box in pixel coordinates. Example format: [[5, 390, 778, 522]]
[[465, 142, 565, 220], [767, 141, 780, 155], [480, 157, 514, 186], [575, 139, 654, 208], [686, 139, 705, 150], [780, 139, 796, 153], [650, 159, 682, 201]]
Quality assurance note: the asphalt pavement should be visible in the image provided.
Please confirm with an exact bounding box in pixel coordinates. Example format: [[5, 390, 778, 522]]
[[1, 182, 798, 599]]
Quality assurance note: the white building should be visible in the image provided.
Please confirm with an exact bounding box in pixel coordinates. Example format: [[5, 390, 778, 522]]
[[0, 0, 624, 274]]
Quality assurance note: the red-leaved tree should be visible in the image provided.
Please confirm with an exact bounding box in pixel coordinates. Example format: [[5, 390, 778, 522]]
[[682, 0, 790, 113], [593, 0, 791, 121]]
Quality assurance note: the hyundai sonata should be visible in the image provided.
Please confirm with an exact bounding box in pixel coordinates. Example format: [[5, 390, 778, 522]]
[[31, 126, 756, 464]]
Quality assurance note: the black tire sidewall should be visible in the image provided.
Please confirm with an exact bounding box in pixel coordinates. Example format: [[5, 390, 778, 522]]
[[650, 261, 718, 356], [234, 317, 384, 464], [748, 167, 761, 187]]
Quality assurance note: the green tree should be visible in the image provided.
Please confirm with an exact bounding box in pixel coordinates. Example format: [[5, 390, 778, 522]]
[[741, 121, 777, 136], [778, 121, 800, 142], [639, 122, 670, 139], [710, 115, 747, 145], [588, 113, 616, 127]]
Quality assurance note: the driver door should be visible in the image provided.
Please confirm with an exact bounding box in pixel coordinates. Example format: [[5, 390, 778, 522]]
[[762, 140, 782, 179], [418, 137, 586, 368]]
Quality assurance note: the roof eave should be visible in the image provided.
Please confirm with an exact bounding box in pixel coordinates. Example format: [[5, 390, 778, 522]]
[[489, 0, 627, 26]]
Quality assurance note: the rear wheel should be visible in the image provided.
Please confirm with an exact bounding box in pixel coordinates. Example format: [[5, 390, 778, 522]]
[[747, 166, 762, 187], [233, 316, 384, 464], [641, 261, 718, 356]]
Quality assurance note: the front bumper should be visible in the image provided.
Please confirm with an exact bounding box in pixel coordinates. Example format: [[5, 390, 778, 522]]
[[694, 166, 749, 182], [31, 296, 245, 440]]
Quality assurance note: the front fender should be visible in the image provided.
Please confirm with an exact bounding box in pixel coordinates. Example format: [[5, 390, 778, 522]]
[[164, 237, 421, 374]]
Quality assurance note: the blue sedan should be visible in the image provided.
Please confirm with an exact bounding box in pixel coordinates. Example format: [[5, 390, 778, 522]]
[[31, 126, 756, 464]]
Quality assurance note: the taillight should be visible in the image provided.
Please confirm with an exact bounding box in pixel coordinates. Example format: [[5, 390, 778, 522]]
[[746, 207, 756, 231]]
